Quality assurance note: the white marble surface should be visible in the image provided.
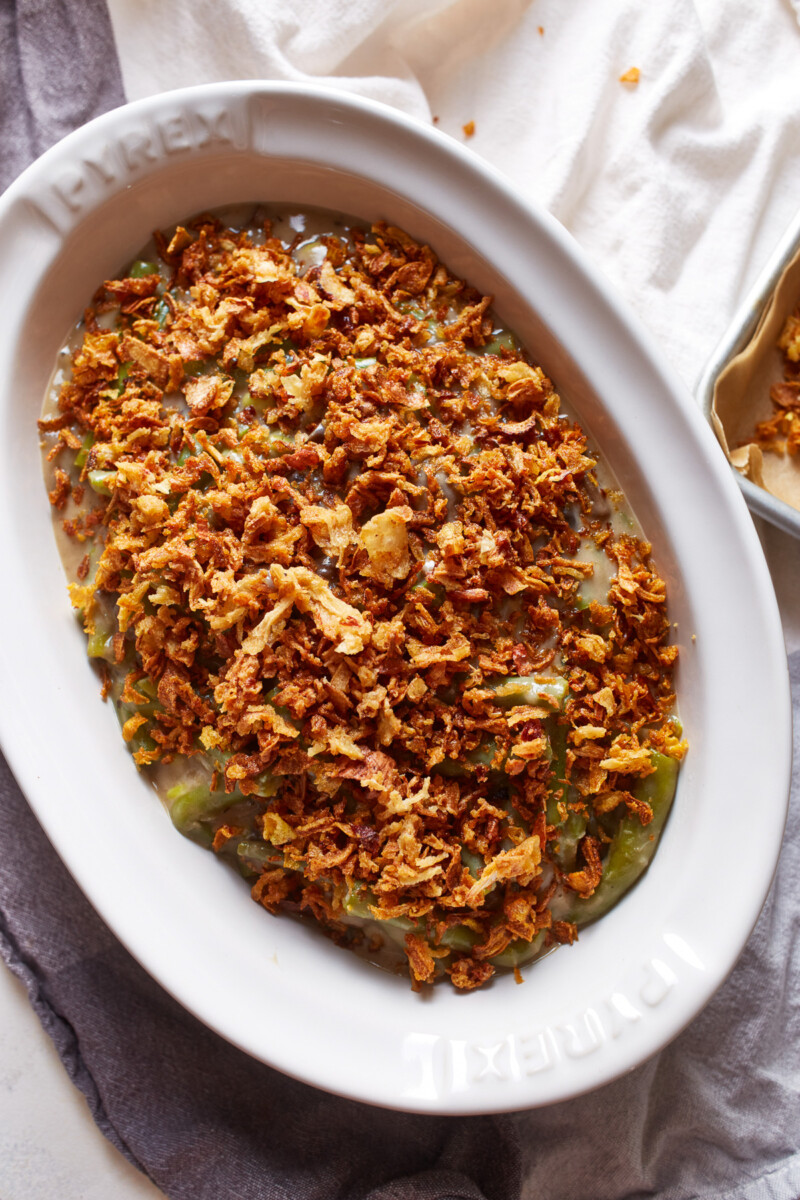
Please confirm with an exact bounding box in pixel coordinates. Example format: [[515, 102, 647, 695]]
[[0, 513, 796, 1197], [0, 961, 162, 1199]]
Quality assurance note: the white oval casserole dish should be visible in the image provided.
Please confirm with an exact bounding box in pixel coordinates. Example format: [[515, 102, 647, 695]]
[[0, 82, 790, 1114]]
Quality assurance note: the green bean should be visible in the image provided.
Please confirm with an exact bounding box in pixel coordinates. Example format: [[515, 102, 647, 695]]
[[183, 359, 209, 377], [201, 747, 233, 777], [479, 329, 518, 357], [128, 259, 159, 278], [543, 718, 586, 863], [342, 881, 374, 919], [154, 297, 170, 328], [553, 810, 587, 869], [546, 721, 567, 824], [135, 676, 158, 703], [115, 362, 131, 395], [108, 673, 163, 760], [83, 591, 117, 661], [341, 884, 423, 944], [468, 739, 505, 769], [354, 357, 377, 369], [346, 897, 419, 944], [544, 721, 587, 866], [237, 839, 284, 871], [433, 738, 505, 778], [343, 883, 479, 967], [245, 392, 276, 418], [461, 847, 484, 877], [490, 675, 569, 710], [437, 924, 479, 953], [167, 781, 233, 845], [571, 751, 680, 926], [348, 875, 540, 970], [489, 932, 545, 970], [251, 771, 280, 798], [263, 429, 294, 458], [88, 469, 115, 495], [408, 578, 446, 607], [86, 628, 115, 662], [343, 885, 420, 939], [263, 687, 302, 732], [432, 757, 466, 779], [111, 697, 157, 756], [117, 685, 157, 721], [74, 432, 94, 470], [378, 915, 418, 945]]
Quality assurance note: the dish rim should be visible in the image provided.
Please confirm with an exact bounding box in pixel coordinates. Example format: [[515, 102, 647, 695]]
[[696, 205, 800, 539]]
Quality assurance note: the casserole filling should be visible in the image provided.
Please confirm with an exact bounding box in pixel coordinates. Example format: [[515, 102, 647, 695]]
[[40, 207, 685, 989]]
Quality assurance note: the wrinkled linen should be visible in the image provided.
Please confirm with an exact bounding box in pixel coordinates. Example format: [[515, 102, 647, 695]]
[[0, 0, 124, 192], [2, 1, 800, 1198], [106, 0, 800, 394]]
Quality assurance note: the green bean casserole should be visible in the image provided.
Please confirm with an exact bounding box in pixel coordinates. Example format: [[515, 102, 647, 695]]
[[40, 207, 686, 990]]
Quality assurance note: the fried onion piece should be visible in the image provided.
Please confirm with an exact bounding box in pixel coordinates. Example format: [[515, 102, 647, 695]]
[[299, 502, 355, 561], [466, 836, 542, 906], [244, 565, 371, 656], [359, 506, 413, 584]]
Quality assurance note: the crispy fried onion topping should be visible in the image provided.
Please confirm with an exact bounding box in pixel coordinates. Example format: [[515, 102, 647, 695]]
[[44, 212, 683, 990]]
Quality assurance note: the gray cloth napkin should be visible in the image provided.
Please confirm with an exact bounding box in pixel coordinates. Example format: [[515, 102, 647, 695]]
[[0, 0, 124, 193], [2, 3, 799, 1196]]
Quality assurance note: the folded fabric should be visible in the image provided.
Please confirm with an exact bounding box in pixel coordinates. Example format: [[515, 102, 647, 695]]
[[0, 0, 124, 192], [105, 0, 800, 393], [2, 2, 800, 1198]]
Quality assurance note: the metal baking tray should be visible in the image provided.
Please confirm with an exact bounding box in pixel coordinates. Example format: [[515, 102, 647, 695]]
[[697, 206, 800, 539]]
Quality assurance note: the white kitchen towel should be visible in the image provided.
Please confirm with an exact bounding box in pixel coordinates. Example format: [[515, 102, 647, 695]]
[[105, 0, 800, 398]]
